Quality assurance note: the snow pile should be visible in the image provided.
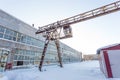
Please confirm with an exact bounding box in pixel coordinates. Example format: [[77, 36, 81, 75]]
[[1, 61, 120, 80], [0, 74, 8, 80]]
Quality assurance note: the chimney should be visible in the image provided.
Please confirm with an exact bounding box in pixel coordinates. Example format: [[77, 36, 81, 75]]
[[32, 24, 34, 27]]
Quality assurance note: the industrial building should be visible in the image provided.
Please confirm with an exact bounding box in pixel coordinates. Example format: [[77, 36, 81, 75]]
[[0, 9, 82, 71], [83, 54, 98, 61]]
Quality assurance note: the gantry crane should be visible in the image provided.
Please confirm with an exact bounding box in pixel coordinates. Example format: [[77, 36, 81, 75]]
[[36, 1, 120, 71]]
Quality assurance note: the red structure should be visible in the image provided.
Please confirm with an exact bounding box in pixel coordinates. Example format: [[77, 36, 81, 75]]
[[5, 63, 12, 70], [97, 44, 120, 78]]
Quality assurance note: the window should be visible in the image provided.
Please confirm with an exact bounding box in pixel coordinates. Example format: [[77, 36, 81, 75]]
[[5, 29, 14, 35], [21, 35, 26, 43], [0, 25, 45, 48], [14, 55, 17, 60], [0, 25, 5, 38], [0, 25, 5, 33], [0, 33, 3, 38], [26, 36, 31, 44], [17, 33, 22, 42], [23, 61, 29, 65], [4, 29, 17, 41], [13, 61, 17, 66], [4, 35, 12, 40], [13, 31, 17, 41]]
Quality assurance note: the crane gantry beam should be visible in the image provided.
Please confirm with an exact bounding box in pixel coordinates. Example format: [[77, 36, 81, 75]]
[[36, 0, 120, 34], [36, 1, 120, 71]]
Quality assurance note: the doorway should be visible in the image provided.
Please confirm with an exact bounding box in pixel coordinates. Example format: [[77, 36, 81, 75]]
[[17, 61, 23, 66]]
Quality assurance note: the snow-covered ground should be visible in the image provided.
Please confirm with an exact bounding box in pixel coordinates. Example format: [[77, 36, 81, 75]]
[[0, 60, 120, 80]]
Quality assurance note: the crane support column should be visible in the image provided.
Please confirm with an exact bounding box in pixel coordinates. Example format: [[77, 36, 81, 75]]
[[54, 39, 63, 67], [39, 34, 50, 71]]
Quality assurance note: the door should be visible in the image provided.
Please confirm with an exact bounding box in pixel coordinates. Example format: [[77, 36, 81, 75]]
[[17, 61, 23, 66]]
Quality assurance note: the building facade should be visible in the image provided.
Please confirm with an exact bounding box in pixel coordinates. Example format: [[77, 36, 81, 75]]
[[0, 9, 82, 71], [83, 54, 98, 61]]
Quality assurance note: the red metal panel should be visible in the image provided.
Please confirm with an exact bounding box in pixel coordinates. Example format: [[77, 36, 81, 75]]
[[103, 51, 113, 78]]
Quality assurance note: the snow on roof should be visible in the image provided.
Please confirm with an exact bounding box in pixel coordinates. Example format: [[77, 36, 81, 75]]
[[97, 43, 120, 54]]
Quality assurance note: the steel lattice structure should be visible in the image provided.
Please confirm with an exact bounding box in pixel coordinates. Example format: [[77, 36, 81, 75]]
[[36, 1, 120, 71]]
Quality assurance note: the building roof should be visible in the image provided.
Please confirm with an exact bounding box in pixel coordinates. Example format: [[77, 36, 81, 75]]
[[97, 43, 120, 54]]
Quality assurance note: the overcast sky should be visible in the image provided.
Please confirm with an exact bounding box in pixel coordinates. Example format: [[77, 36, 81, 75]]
[[0, 0, 120, 54]]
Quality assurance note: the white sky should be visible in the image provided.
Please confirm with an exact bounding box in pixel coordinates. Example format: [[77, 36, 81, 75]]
[[0, 0, 120, 54]]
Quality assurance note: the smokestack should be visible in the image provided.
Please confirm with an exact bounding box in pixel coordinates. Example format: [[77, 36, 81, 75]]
[[32, 24, 34, 27]]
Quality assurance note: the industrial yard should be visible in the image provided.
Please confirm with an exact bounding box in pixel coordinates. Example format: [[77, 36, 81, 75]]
[[0, 0, 120, 80], [1, 61, 120, 80]]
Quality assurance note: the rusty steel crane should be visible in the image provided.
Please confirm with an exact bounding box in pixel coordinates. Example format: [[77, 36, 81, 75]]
[[36, 1, 120, 71]]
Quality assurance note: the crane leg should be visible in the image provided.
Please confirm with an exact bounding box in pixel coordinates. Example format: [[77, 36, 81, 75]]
[[39, 36, 50, 71], [54, 39, 63, 67]]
